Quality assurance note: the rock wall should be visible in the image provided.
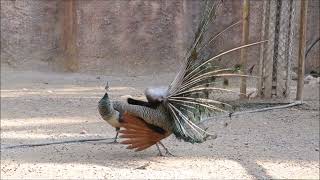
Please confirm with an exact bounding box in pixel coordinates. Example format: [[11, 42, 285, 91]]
[[1, 0, 59, 71], [74, 0, 200, 75], [1, 0, 319, 75]]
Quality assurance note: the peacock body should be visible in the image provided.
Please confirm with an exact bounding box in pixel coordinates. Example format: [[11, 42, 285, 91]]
[[98, 0, 266, 153]]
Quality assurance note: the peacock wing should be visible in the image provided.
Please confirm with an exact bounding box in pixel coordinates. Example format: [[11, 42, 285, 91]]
[[119, 112, 170, 152]]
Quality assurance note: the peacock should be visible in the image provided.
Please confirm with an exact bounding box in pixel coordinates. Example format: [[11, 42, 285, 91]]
[[98, 0, 265, 155]]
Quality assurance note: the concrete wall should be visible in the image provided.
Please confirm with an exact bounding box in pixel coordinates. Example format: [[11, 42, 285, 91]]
[[1, 0, 319, 75]]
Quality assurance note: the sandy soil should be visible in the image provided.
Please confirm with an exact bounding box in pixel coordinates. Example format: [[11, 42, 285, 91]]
[[1, 68, 319, 179]]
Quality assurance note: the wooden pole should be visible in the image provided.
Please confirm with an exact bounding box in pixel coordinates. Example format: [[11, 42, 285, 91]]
[[240, 0, 250, 99], [62, 0, 78, 72], [296, 0, 308, 101]]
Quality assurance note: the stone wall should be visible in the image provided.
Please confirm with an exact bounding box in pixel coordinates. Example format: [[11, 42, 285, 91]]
[[74, 0, 200, 75], [1, 0, 319, 75], [1, 0, 59, 71]]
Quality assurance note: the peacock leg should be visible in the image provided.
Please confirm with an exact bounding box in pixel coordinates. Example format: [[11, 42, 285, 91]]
[[156, 143, 164, 156], [159, 141, 174, 156], [113, 127, 120, 143]]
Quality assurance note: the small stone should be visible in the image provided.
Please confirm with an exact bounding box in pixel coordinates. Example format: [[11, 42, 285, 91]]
[[96, 76, 101, 79], [80, 130, 87, 134], [244, 142, 249, 145], [315, 148, 319, 152]]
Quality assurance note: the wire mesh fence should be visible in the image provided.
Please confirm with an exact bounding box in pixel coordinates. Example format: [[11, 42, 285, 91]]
[[256, 0, 305, 102], [200, 0, 308, 121]]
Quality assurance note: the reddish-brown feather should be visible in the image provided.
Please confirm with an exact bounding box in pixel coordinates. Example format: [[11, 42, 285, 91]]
[[121, 138, 150, 144], [135, 144, 155, 152], [119, 112, 169, 152], [119, 129, 153, 135], [120, 134, 156, 138], [125, 139, 154, 148], [121, 116, 146, 126], [126, 141, 153, 149], [120, 125, 152, 133]]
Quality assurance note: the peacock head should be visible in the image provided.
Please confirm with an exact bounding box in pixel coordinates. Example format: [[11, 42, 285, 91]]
[[98, 92, 115, 117], [98, 82, 114, 115], [99, 82, 111, 103]]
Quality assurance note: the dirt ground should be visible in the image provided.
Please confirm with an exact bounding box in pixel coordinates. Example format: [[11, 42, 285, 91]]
[[1, 67, 319, 179]]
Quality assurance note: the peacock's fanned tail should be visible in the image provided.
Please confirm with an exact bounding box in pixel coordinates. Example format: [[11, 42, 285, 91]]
[[165, 0, 267, 143]]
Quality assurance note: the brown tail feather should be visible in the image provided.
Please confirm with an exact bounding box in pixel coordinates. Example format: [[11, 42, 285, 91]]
[[124, 140, 155, 150], [126, 141, 154, 149], [119, 112, 170, 152], [120, 134, 160, 138], [121, 124, 153, 133], [121, 138, 152, 144], [120, 114, 147, 126], [119, 129, 156, 135]]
